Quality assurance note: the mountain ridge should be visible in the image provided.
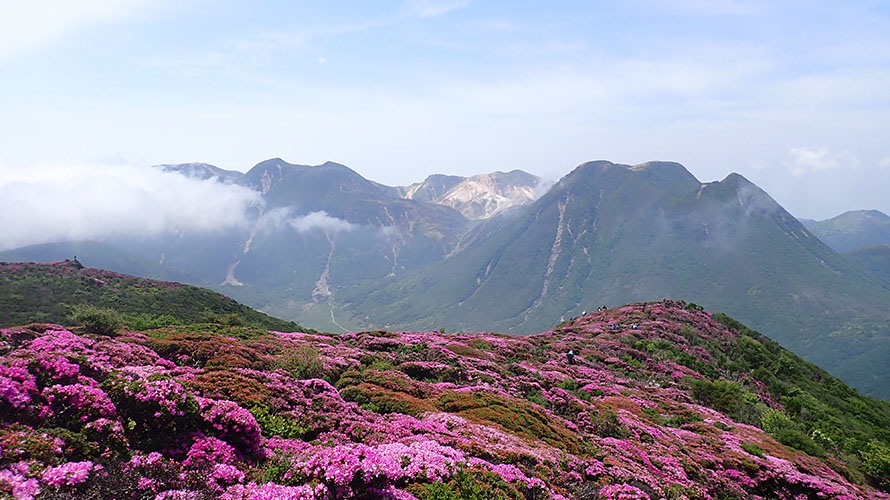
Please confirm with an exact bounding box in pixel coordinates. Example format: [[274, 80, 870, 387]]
[[803, 209, 890, 252], [340, 160, 890, 398], [0, 260, 307, 332]]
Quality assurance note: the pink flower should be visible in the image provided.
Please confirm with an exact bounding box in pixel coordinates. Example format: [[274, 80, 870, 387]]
[[41, 461, 95, 487]]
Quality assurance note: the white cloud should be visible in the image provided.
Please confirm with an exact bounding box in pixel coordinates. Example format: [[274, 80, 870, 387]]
[[258, 208, 356, 234], [0, 0, 157, 63], [404, 0, 473, 18], [784, 147, 857, 176], [317, 56, 328, 64], [0, 165, 262, 251], [290, 211, 356, 233], [881, 157, 890, 170]]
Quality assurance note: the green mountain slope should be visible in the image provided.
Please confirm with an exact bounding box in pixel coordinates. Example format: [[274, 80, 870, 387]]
[[0, 241, 198, 283], [0, 260, 308, 332], [803, 210, 890, 252], [341, 161, 890, 398], [845, 244, 890, 287]]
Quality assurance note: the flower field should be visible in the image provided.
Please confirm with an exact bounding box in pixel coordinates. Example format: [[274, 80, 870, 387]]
[[1, 300, 889, 499]]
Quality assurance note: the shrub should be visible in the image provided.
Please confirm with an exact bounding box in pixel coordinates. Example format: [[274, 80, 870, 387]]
[[741, 442, 765, 458], [861, 440, 890, 490], [69, 305, 122, 336], [688, 378, 744, 415], [276, 345, 324, 380], [761, 408, 793, 435], [416, 469, 524, 500], [249, 405, 307, 439], [123, 313, 180, 331]]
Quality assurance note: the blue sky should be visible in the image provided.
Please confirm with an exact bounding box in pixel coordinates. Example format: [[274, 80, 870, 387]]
[[1, 0, 889, 218]]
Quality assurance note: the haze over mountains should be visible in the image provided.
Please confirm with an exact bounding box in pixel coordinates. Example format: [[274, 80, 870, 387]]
[[3, 157, 890, 398]]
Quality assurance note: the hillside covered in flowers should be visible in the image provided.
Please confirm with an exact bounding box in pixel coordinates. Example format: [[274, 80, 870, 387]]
[[2, 300, 890, 499]]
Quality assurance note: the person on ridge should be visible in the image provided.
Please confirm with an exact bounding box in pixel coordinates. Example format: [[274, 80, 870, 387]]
[[566, 349, 575, 365]]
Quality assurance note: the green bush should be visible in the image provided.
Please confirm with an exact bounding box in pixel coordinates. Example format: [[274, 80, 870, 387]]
[[760, 408, 793, 434], [861, 440, 890, 489], [688, 378, 743, 415], [123, 312, 180, 331], [69, 305, 122, 336], [590, 408, 628, 438], [277, 345, 325, 380], [418, 469, 523, 500], [249, 405, 307, 439], [741, 442, 765, 458], [775, 427, 824, 457]]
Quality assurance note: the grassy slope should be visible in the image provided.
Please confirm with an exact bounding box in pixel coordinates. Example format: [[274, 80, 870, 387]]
[[804, 210, 890, 252], [0, 260, 309, 332], [844, 244, 890, 287]]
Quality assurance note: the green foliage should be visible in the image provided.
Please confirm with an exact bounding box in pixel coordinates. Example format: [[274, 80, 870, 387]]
[[276, 345, 325, 380], [590, 407, 628, 439], [416, 468, 524, 500], [259, 454, 296, 484], [687, 378, 762, 426], [740, 442, 765, 458], [714, 421, 732, 432], [524, 388, 547, 407], [760, 409, 793, 435], [249, 405, 307, 439], [123, 312, 181, 330], [0, 261, 311, 333], [69, 304, 122, 335], [395, 342, 428, 355], [861, 440, 890, 489], [775, 427, 825, 457]]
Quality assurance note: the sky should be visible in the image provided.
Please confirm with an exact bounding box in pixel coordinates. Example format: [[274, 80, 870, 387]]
[[1, 0, 889, 221]]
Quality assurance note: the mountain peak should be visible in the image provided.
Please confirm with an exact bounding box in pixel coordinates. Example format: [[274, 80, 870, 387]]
[[837, 209, 890, 222], [392, 170, 541, 220], [804, 208, 890, 252], [719, 172, 783, 215], [156, 162, 243, 183]]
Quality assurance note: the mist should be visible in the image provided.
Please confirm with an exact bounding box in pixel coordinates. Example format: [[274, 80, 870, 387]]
[[256, 208, 358, 234], [0, 165, 263, 251]]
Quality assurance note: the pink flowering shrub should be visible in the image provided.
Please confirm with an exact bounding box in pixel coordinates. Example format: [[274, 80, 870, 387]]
[[0, 300, 888, 499], [0, 463, 40, 500], [41, 460, 96, 487], [43, 383, 116, 423], [598, 482, 651, 499]]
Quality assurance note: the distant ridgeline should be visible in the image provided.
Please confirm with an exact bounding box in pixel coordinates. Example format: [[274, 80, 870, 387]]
[[0, 260, 309, 332], [0, 300, 889, 498], [4, 159, 890, 401]]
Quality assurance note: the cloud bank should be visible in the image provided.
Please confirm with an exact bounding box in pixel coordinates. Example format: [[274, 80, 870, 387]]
[[0, 165, 262, 251], [257, 207, 357, 234]]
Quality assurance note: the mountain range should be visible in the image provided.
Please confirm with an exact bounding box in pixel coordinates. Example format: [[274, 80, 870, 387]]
[[3, 157, 890, 399]]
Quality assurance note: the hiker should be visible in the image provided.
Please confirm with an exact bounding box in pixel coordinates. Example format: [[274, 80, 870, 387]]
[[611, 323, 618, 331], [632, 323, 638, 330], [566, 349, 575, 365]]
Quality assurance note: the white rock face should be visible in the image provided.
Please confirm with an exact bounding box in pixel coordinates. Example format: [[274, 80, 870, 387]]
[[399, 170, 540, 220]]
